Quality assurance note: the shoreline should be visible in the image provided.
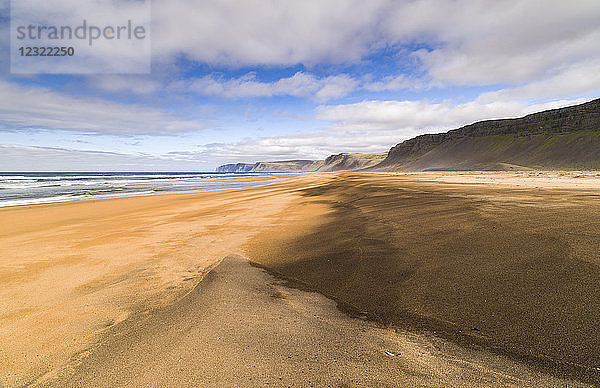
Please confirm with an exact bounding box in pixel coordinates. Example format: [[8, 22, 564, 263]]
[[0, 173, 290, 209], [3, 169, 600, 209]]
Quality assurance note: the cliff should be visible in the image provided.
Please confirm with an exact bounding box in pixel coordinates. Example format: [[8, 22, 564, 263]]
[[319, 153, 386, 171], [217, 160, 323, 173], [375, 98, 600, 171], [217, 153, 385, 173]]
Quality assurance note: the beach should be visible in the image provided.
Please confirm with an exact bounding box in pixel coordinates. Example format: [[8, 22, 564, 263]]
[[0, 178, 303, 386], [1, 172, 599, 386]]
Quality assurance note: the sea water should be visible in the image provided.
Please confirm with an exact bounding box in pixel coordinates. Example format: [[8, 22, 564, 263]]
[[0, 172, 287, 207]]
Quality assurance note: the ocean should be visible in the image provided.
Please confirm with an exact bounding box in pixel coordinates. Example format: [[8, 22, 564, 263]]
[[0, 172, 288, 207]]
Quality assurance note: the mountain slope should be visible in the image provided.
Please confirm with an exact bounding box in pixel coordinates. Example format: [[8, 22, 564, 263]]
[[216, 160, 322, 173], [216, 153, 385, 173], [377, 98, 600, 171], [319, 153, 387, 171]]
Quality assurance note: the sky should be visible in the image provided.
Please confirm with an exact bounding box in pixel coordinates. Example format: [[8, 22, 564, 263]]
[[1, 0, 600, 171]]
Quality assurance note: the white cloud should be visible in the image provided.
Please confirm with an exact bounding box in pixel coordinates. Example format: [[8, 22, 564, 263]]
[[0, 1, 10, 70], [169, 72, 427, 102], [363, 75, 424, 92], [170, 72, 360, 102], [477, 59, 600, 103], [151, 0, 600, 90], [10, 0, 151, 74], [384, 0, 600, 86], [314, 75, 359, 102], [6, 0, 600, 88], [89, 75, 162, 95], [316, 98, 588, 133], [0, 79, 203, 135], [152, 0, 390, 66], [0, 144, 205, 171], [194, 131, 393, 164]]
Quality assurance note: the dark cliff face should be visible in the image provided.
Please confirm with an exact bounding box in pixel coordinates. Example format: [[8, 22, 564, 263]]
[[379, 98, 600, 170], [385, 134, 446, 163], [448, 98, 600, 138]]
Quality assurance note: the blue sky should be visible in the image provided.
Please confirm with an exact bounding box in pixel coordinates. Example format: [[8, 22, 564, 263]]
[[1, 0, 600, 171]]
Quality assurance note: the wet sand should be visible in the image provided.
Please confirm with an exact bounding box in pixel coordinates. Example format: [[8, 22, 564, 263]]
[[2, 172, 600, 386]]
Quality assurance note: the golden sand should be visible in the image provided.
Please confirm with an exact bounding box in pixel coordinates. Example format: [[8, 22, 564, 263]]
[[0, 178, 316, 386], [188, 176, 276, 183]]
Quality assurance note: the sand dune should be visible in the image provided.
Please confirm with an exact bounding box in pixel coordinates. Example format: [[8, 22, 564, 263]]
[[41, 256, 576, 387]]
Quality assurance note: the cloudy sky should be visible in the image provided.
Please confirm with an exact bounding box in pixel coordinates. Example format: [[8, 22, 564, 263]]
[[1, 0, 600, 171]]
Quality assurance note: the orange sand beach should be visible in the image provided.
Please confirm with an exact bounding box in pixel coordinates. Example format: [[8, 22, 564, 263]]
[[188, 176, 277, 183], [1, 172, 599, 386]]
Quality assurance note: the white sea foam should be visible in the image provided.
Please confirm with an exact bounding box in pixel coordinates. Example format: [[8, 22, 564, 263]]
[[0, 172, 283, 207]]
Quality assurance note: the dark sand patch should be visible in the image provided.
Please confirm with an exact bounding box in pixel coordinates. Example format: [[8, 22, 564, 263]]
[[39, 256, 579, 387], [246, 173, 600, 384]]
